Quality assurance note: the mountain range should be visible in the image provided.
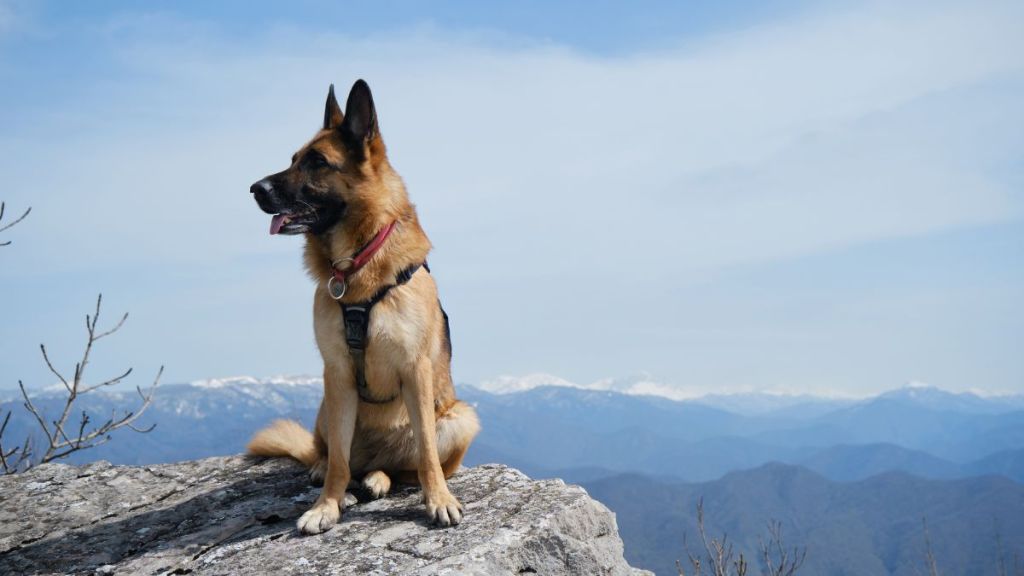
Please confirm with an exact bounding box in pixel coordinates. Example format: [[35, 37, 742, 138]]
[[5, 374, 1023, 484], [458, 381, 1024, 483], [2, 374, 1022, 575]]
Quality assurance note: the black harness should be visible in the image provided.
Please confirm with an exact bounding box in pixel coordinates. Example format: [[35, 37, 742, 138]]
[[339, 262, 427, 404]]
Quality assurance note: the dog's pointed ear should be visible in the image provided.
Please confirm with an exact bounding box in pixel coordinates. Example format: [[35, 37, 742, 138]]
[[324, 84, 344, 130], [340, 79, 380, 157]]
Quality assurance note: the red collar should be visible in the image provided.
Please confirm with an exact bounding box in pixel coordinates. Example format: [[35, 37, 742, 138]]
[[331, 221, 397, 285]]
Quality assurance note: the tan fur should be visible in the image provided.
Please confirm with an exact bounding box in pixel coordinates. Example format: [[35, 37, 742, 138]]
[[248, 82, 479, 534], [246, 419, 319, 467]]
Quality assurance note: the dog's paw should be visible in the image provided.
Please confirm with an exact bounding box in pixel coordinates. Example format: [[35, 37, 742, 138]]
[[362, 470, 391, 499], [424, 490, 464, 527], [309, 459, 327, 486], [343, 491, 358, 507], [296, 500, 341, 535]]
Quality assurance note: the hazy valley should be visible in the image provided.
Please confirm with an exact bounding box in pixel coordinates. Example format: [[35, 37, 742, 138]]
[[3, 375, 1023, 575]]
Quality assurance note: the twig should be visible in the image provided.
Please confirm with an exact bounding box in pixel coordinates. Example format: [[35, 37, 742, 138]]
[[18, 380, 53, 448], [678, 499, 747, 576], [79, 367, 133, 394], [93, 312, 128, 341], [0, 202, 31, 246], [760, 520, 806, 576], [2, 295, 162, 473], [0, 411, 18, 473], [995, 518, 1008, 576], [39, 345, 70, 392], [923, 518, 940, 576]]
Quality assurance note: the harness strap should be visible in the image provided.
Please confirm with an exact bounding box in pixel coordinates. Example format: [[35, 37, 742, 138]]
[[340, 262, 424, 404]]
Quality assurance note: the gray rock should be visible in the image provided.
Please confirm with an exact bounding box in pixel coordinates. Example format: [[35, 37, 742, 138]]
[[0, 457, 650, 575]]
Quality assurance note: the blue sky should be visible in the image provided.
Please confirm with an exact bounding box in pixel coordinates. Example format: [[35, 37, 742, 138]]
[[1, 0, 1022, 396]]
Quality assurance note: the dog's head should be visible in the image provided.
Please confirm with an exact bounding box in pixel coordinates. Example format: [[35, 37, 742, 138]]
[[250, 79, 391, 236]]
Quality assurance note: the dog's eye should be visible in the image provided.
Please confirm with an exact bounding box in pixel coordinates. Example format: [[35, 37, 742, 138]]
[[306, 153, 328, 169]]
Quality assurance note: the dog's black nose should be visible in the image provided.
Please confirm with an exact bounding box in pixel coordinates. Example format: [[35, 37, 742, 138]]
[[250, 180, 273, 195]]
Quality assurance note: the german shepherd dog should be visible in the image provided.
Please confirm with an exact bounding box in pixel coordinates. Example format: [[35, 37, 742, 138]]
[[246, 80, 480, 534]]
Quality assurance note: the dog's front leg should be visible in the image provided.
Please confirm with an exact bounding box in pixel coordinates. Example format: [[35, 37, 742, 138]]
[[402, 358, 463, 526], [297, 365, 358, 534]]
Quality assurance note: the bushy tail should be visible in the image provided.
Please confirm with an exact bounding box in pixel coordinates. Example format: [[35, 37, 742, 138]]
[[246, 419, 319, 467]]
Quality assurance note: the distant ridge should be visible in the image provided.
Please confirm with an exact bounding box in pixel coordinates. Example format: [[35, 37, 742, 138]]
[[13, 372, 1021, 414], [585, 462, 1024, 576], [471, 373, 1023, 414]]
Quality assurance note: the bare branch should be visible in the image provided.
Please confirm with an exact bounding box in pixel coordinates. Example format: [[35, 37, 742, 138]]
[[760, 520, 806, 576], [8, 296, 163, 472], [41, 293, 120, 460], [16, 435, 33, 471], [49, 432, 115, 461], [1, 434, 35, 475], [52, 416, 74, 448], [0, 202, 31, 245], [679, 502, 803, 576], [40, 344, 70, 393], [93, 312, 128, 341], [19, 380, 53, 447], [77, 410, 92, 447], [142, 366, 163, 401], [44, 365, 161, 457], [734, 554, 748, 576], [0, 411, 18, 474], [678, 499, 747, 576], [922, 518, 940, 576], [126, 422, 156, 433], [79, 367, 133, 394], [90, 294, 102, 334]]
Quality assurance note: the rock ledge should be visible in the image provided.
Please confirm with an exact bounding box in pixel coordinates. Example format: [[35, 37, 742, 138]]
[[0, 457, 649, 575]]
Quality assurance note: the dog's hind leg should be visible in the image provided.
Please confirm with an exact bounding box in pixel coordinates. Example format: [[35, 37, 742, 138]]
[[390, 400, 480, 485], [441, 443, 470, 479], [387, 451, 464, 486], [361, 470, 392, 499], [438, 401, 478, 478], [308, 401, 330, 486]]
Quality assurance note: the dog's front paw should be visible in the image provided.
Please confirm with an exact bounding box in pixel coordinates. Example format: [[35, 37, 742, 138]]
[[424, 490, 463, 527], [297, 500, 341, 534]]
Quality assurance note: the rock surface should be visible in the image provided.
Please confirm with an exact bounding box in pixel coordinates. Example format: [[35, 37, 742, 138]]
[[0, 457, 650, 575]]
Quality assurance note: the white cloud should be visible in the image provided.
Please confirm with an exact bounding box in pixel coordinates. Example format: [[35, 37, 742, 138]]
[[2, 0, 1020, 282]]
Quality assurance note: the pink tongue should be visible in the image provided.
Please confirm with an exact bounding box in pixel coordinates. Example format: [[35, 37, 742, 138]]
[[270, 214, 289, 235]]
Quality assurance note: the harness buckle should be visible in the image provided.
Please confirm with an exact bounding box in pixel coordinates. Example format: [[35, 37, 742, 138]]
[[342, 305, 369, 349]]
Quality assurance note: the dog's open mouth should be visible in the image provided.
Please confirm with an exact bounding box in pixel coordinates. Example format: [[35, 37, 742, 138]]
[[270, 210, 317, 235]]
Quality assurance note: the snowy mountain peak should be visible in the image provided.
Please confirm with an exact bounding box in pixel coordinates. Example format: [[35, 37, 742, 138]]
[[190, 375, 322, 389], [475, 372, 700, 401], [476, 373, 578, 394], [867, 381, 1024, 414]]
